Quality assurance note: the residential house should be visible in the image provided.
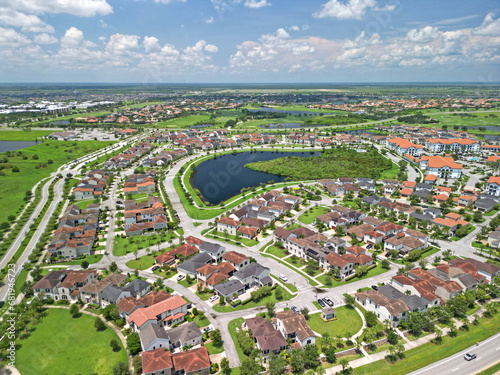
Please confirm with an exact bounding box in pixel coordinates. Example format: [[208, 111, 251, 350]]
[[275, 310, 316, 347]]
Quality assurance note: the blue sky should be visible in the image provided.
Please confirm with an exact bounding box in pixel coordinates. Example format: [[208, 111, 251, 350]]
[[0, 0, 499, 83]]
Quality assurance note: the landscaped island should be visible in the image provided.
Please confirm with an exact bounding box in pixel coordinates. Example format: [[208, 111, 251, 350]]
[[245, 148, 392, 181]]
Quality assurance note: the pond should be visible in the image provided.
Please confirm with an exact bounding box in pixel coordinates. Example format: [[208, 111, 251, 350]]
[[0, 141, 37, 153], [49, 120, 71, 126], [259, 123, 306, 129], [468, 126, 500, 132], [249, 107, 334, 116], [190, 151, 320, 204]]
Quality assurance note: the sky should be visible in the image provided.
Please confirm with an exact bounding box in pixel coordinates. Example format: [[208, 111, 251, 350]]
[[0, 0, 499, 83]]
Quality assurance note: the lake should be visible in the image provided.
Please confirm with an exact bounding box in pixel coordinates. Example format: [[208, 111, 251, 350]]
[[468, 126, 500, 132], [249, 108, 334, 116], [49, 120, 70, 126], [0, 141, 37, 153], [190, 151, 319, 204], [259, 123, 306, 129]]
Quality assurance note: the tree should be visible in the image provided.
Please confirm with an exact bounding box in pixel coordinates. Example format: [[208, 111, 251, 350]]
[[211, 329, 223, 347], [364, 311, 378, 327], [274, 287, 283, 300], [339, 358, 349, 373], [269, 352, 287, 375], [94, 317, 106, 331], [220, 358, 230, 375], [290, 348, 305, 373], [300, 307, 310, 320], [113, 361, 129, 375], [324, 346, 336, 363], [69, 303, 79, 318], [473, 211, 483, 223], [418, 258, 429, 270], [126, 332, 142, 356], [305, 259, 319, 276], [381, 259, 390, 269], [81, 260, 89, 269], [344, 294, 355, 308], [266, 301, 276, 318], [109, 262, 118, 272], [303, 344, 319, 370], [240, 357, 259, 375], [110, 339, 120, 352]]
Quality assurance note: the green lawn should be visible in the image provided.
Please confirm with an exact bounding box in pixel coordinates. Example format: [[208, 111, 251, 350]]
[[178, 278, 197, 288], [307, 306, 363, 338], [317, 263, 389, 288], [380, 159, 400, 180], [477, 361, 500, 375], [228, 318, 247, 362], [51, 254, 103, 266], [113, 232, 176, 256], [194, 314, 210, 328], [17, 308, 128, 375], [353, 313, 500, 375], [0, 130, 53, 141], [205, 341, 225, 355], [266, 245, 288, 258], [298, 206, 331, 225], [75, 198, 99, 210], [14, 269, 29, 296], [126, 255, 155, 270], [212, 286, 294, 312], [0, 140, 115, 221], [466, 304, 481, 315]]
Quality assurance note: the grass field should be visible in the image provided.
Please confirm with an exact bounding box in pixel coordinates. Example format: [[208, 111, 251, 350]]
[[17, 308, 128, 375], [50, 254, 103, 266], [380, 159, 400, 180], [298, 206, 331, 225], [265, 245, 288, 258], [228, 318, 247, 362], [353, 312, 500, 375], [308, 306, 363, 337], [212, 286, 294, 312], [317, 263, 389, 288], [206, 341, 225, 355], [0, 130, 53, 140], [113, 232, 176, 256], [126, 255, 155, 270], [0, 140, 114, 220]]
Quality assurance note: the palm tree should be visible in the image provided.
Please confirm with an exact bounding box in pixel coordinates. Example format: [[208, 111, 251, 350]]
[[388, 345, 397, 360], [395, 343, 405, 358], [339, 358, 349, 373]]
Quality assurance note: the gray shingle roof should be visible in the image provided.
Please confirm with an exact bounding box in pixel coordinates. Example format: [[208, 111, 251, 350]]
[[177, 252, 212, 274], [214, 279, 244, 297], [234, 262, 269, 280], [199, 241, 223, 254], [139, 322, 170, 349], [167, 321, 202, 346]]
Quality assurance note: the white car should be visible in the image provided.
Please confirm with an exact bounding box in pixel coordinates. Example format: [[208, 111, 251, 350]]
[[171, 291, 179, 297], [279, 274, 288, 282], [177, 274, 185, 281], [209, 295, 219, 303]]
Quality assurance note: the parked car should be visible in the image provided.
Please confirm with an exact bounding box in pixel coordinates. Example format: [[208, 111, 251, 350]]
[[324, 298, 334, 307], [317, 299, 326, 307], [209, 295, 219, 303], [371, 285, 378, 291], [279, 274, 288, 282], [291, 306, 299, 313], [151, 265, 159, 271], [366, 244, 372, 249], [177, 274, 185, 281], [464, 353, 476, 361]]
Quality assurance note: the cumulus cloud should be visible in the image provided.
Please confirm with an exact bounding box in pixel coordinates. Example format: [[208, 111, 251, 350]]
[[472, 13, 500, 36], [0, 9, 54, 33], [2, 0, 113, 17], [206, 16, 214, 23], [60, 27, 95, 48], [106, 34, 140, 55], [313, 0, 377, 20], [407, 26, 439, 43], [143, 36, 161, 53], [0, 27, 32, 47], [204, 44, 218, 53], [34, 33, 58, 44], [244, 0, 270, 8]]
